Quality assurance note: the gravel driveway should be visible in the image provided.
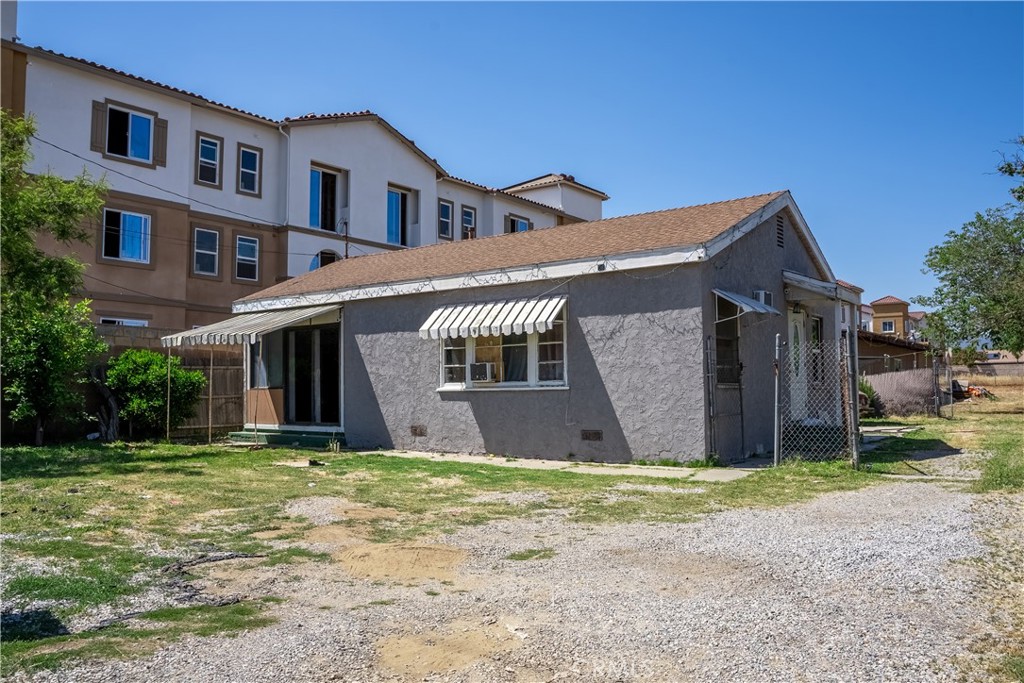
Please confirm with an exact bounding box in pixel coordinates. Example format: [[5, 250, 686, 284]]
[[22, 481, 994, 682]]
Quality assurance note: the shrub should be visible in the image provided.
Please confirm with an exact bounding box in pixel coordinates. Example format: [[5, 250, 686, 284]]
[[105, 349, 206, 438]]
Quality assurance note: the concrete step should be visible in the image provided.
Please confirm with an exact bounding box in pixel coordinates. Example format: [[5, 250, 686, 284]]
[[227, 429, 344, 449]]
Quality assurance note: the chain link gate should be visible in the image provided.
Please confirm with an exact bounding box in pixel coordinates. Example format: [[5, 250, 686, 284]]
[[774, 335, 858, 464]]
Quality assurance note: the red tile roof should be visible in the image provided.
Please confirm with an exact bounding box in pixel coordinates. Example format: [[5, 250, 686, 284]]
[[239, 191, 786, 304], [908, 311, 927, 320], [836, 279, 864, 293], [870, 295, 909, 306]]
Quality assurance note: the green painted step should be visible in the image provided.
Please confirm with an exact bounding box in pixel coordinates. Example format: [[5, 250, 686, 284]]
[[227, 429, 345, 449]]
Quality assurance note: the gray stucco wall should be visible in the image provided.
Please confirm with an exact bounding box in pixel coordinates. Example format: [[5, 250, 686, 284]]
[[342, 267, 707, 462], [702, 208, 840, 462]]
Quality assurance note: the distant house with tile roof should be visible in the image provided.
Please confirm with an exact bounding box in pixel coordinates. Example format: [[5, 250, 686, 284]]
[[869, 295, 913, 338]]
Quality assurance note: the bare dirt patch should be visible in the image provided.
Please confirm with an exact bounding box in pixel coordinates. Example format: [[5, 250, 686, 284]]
[[336, 543, 466, 582], [251, 522, 305, 540], [302, 525, 364, 548], [331, 503, 400, 522], [375, 618, 521, 679]]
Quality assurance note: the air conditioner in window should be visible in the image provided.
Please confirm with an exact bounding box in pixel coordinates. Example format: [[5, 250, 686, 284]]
[[469, 362, 495, 383], [753, 290, 773, 307]]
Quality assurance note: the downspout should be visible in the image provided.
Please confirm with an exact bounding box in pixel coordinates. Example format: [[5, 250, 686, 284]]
[[277, 123, 291, 228]]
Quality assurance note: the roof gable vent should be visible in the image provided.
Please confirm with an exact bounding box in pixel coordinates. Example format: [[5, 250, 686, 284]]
[[776, 216, 784, 248]]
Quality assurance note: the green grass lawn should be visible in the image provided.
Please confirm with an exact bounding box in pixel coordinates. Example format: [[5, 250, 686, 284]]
[[1, 391, 1020, 677]]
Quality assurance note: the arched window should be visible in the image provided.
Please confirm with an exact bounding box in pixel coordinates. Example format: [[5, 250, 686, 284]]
[[309, 250, 340, 271]]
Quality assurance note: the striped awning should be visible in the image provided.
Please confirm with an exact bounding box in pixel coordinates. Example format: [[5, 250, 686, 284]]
[[713, 289, 780, 317], [161, 305, 341, 347], [419, 296, 566, 340]]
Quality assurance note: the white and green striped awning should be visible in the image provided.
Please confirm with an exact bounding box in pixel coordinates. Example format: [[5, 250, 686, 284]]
[[161, 305, 341, 347], [419, 296, 566, 340]]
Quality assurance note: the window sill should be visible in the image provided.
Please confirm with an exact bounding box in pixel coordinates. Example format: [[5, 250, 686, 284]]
[[437, 385, 569, 393]]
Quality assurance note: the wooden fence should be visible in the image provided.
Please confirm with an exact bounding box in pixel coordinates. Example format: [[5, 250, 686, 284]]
[[97, 325, 245, 440]]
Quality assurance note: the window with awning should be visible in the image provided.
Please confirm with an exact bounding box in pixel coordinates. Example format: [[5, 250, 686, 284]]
[[420, 296, 567, 389]]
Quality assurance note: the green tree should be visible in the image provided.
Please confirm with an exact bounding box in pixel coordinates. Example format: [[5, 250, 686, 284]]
[[0, 110, 109, 443], [105, 349, 207, 438], [915, 205, 1024, 356], [996, 135, 1024, 203]]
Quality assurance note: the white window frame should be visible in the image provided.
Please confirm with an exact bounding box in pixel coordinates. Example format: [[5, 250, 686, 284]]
[[99, 317, 148, 327], [107, 105, 154, 163], [193, 227, 219, 276], [102, 208, 151, 263], [462, 205, 477, 239], [881, 320, 895, 333], [438, 199, 454, 240], [508, 215, 530, 233], [437, 311, 567, 391], [196, 135, 220, 186], [239, 147, 261, 195], [235, 235, 259, 281]]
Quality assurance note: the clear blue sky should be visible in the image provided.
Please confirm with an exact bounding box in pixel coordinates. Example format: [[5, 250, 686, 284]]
[[16, 1, 1024, 306]]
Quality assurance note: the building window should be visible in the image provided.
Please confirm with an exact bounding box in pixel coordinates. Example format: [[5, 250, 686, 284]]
[[438, 199, 454, 240], [442, 337, 466, 384], [99, 317, 148, 327], [881, 320, 895, 333], [506, 214, 531, 233], [438, 309, 567, 388], [238, 145, 262, 196], [462, 206, 477, 240], [235, 235, 259, 281], [103, 209, 151, 263], [195, 133, 222, 187], [715, 298, 740, 384], [309, 250, 340, 271], [193, 227, 219, 276], [310, 168, 338, 230], [387, 187, 408, 246], [810, 316, 823, 383], [107, 105, 153, 163]]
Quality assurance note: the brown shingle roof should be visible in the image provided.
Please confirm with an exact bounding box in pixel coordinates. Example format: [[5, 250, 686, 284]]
[[870, 295, 909, 306], [239, 191, 786, 304]]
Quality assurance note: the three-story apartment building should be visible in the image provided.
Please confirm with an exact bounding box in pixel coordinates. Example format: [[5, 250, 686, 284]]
[[1, 37, 607, 330]]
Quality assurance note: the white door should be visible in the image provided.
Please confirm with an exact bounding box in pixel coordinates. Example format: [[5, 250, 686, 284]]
[[788, 310, 808, 420]]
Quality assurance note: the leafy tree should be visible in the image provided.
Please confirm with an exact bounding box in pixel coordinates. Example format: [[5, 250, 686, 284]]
[[105, 349, 207, 438], [914, 205, 1024, 356], [0, 110, 109, 443], [2, 300, 108, 444], [996, 135, 1024, 203]]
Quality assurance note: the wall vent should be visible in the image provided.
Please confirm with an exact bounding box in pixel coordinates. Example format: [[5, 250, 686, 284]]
[[581, 430, 603, 441], [753, 290, 773, 307], [776, 216, 785, 248]]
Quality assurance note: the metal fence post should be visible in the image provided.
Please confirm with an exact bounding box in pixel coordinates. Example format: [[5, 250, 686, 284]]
[[773, 333, 781, 466], [844, 337, 860, 468]]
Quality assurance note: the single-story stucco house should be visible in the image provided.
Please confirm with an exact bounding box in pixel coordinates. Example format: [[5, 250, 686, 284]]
[[164, 190, 860, 463]]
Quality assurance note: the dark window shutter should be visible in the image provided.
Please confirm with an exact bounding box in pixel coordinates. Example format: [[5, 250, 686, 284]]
[[504, 215, 511, 234], [153, 117, 168, 167], [90, 100, 106, 153]]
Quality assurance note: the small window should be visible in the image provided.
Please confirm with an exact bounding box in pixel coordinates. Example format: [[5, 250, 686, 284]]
[[193, 227, 219, 276], [810, 316, 823, 383], [715, 298, 740, 384], [309, 250, 339, 270], [235, 235, 259, 281], [881, 320, 895, 333], [238, 145, 262, 196], [438, 199, 454, 240], [462, 206, 477, 240], [99, 317, 148, 327], [107, 105, 153, 162], [310, 167, 338, 230], [538, 315, 565, 382], [103, 209, 151, 263], [195, 133, 221, 187], [442, 337, 466, 384], [387, 187, 409, 245], [506, 215, 530, 233]]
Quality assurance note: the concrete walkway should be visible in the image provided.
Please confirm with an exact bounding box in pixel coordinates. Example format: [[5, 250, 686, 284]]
[[353, 449, 754, 482]]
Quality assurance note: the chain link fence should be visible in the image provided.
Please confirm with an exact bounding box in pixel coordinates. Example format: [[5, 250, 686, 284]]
[[775, 338, 858, 463]]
